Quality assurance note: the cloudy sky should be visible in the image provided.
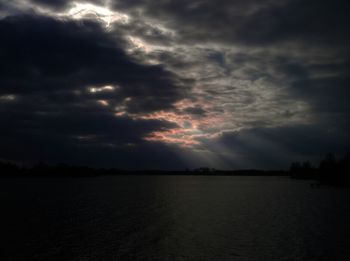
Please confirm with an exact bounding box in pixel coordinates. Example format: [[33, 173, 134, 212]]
[[0, 0, 349, 169]]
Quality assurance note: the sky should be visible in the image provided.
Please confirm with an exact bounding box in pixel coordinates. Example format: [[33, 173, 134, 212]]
[[0, 0, 349, 170]]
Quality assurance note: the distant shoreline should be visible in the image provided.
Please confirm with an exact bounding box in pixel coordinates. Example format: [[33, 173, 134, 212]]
[[1, 156, 349, 187], [0, 168, 288, 177]]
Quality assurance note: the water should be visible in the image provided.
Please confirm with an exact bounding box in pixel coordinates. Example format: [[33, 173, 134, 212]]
[[0, 176, 349, 260]]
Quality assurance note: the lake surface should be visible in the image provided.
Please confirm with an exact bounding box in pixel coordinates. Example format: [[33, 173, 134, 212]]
[[1, 176, 349, 260]]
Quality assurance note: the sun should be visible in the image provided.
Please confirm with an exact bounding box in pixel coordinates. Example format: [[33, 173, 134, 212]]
[[63, 2, 130, 27]]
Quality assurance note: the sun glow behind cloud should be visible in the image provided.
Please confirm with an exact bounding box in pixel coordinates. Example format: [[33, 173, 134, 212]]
[[65, 2, 129, 27], [5, 1, 130, 28]]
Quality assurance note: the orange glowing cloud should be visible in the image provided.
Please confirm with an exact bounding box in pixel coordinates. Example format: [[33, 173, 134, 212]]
[[129, 98, 227, 147], [144, 130, 200, 147]]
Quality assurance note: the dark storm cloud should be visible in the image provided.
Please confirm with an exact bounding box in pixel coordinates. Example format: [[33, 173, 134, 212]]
[[288, 64, 350, 114], [30, 0, 70, 9], [0, 12, 190, 167], [0, 81, 184, 168], [29, 0, 105, 10], [0, 101, 175, 142], [0, 98, 183, 168], [260, 52, 350, 123], [0, 15, 186, 112], [236, 0, 350, 46], [112, 0, 350, 46]]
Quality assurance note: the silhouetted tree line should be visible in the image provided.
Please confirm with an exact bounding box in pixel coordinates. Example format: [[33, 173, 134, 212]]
[[289, 152, 350, 186], [0, 161, 286, 177], [2, 153, 348, 184], [0, 162, 109, 177]]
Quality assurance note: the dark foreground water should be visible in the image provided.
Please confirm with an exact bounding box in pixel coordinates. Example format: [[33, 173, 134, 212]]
[[0, 176, 349, 261]]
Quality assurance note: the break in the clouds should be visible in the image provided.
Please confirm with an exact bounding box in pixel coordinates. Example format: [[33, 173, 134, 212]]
[[0, 0, 349, 169]]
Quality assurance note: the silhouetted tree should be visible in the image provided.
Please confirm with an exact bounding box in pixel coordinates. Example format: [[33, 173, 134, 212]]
[[289, 152, 350, 186], [290, 161, 302, 173], [0, 161, 19, 175], [319, 153, 337, 172], [289, 161, 315, 179]]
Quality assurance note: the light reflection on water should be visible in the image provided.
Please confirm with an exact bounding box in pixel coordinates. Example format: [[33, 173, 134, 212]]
[[1, 176, 349, 260]]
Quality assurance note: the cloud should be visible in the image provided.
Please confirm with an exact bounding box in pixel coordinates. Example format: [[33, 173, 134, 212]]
[[0, 97, 186, 168], [0, 13, 191, 168], [111, 0, 350, 46], [27, 0, 105, 11], [0, 0, 349, 169], [0, 14, 187, 113], [29, 0, 71, 10]]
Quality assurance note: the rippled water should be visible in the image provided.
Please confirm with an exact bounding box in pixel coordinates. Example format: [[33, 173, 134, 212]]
[[1, 176, 350, 260]]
